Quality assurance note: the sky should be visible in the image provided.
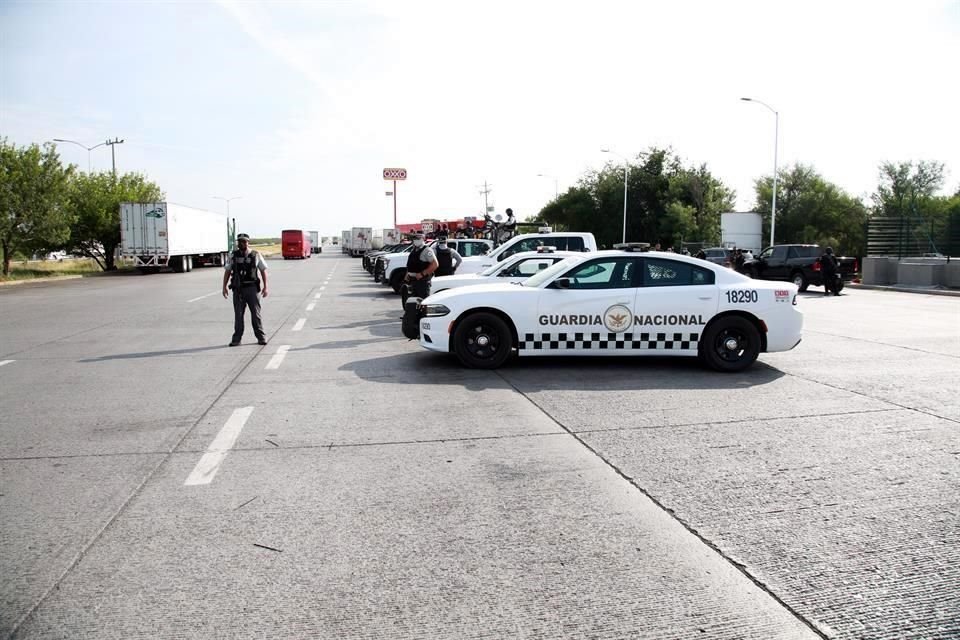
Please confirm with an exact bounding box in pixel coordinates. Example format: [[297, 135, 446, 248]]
[[2, 0, 958, 238]]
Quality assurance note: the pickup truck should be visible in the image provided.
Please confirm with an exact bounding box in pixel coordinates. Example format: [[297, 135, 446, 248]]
[[744, 244, 858, 292]]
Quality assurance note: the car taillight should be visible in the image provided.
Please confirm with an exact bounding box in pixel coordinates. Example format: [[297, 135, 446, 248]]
[[813, 260, 821, 272], [853, 259, 859, 272]]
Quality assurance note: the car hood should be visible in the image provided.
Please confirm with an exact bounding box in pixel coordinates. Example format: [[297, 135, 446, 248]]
[[424, 281, 531, 303], [433, 273, 484, 284]]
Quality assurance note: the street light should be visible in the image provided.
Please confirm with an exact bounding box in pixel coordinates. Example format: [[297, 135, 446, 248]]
[[52, 138, 107, 172], [212, 196, 242, 218], [741, 97, 779, 247], [601, 148, 629, 243], [536, 173, 559, 200]]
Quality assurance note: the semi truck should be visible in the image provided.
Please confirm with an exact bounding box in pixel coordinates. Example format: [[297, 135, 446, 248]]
[[120, 202, 228, 274], [282, 229, 312, 259], [308, 230, 321, 254], [349, 227, 372, 257], [341, 230, 351, 254]]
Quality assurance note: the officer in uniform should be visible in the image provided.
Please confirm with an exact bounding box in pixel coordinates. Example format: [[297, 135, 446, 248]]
[[222, 233, 269, 346], [404, 233, 439, 299], [820, 246, 840, 296], [434, 238, 462, 277]]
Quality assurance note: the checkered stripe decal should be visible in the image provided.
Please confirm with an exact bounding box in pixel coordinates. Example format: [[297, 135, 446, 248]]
[[517, 332, 700, 351]]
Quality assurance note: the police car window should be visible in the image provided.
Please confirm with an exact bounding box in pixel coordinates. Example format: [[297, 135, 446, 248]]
[[562, 258, 635, 289], [523, 256, 583, 287], [460, 242, 486, 257], [643, 258, 715, 287], [499, 258, 552, 277]]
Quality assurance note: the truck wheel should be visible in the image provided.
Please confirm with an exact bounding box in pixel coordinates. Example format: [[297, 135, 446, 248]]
[[836, 278, 844, 292], [171, 256, 185, 273], [791, 271, 808, 292], [186, 256, 193, 272], [453, 312, 513, 369], [389, 270, 406, 294], [700, 316, 760, 373]]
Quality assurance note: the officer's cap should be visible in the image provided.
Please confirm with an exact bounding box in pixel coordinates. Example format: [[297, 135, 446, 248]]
[[236, 233, 250, 241]]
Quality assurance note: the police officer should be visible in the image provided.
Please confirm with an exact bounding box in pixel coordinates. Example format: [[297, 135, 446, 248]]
[[434, 237, 462, 277], [222, 233, 269, 346], [820, 246, 840, 296], [404, 232, 439, 299]]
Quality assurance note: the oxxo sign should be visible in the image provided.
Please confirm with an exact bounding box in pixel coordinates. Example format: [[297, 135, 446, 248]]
[[383, 168, 407, 180]]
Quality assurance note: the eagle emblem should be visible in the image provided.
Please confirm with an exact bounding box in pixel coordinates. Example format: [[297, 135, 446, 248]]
[[607, 312, 628, 328]]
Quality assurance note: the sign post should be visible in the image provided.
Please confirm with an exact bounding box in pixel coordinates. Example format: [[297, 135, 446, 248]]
[[383, 168, 408, 228]]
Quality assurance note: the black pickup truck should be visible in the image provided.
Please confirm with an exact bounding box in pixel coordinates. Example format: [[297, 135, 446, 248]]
[[744, 244, 858, 292]]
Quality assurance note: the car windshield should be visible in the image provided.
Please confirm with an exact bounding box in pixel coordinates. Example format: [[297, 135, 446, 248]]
[[521, 256, 585, 287]]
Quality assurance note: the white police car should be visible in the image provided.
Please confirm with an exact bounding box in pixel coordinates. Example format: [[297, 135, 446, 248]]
[[431, 249, 583, 294], [416, 249, 802, 372]]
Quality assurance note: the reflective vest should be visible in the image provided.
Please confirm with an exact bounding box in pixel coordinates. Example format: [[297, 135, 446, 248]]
[[436, 247, 455, 276], [232, 250, 261, 288], [406, 247, 432, 276]]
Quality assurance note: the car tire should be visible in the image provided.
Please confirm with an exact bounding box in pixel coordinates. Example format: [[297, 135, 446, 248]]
[[700, 316, 761, 373], [453, 312, 513, 369], [389, 270, 406, 294], [791, 271, 808, 292]]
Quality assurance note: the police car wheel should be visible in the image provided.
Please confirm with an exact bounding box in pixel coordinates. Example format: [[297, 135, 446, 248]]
[[701, 316, 760, 373], [389, 271, 406, 293], [453, 312, 513, 369]]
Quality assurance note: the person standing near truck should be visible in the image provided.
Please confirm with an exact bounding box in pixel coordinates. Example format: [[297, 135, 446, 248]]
[[404, 232, 439, 299], [820, 246, 840, 296], [222, 233, 270, 346], [435, 238, 462, 276]]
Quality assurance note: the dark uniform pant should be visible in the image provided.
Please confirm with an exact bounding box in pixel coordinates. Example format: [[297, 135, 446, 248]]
[[233, 285, 265, 342], [408, 276, 432, 299], [823, 271, 838, 294]]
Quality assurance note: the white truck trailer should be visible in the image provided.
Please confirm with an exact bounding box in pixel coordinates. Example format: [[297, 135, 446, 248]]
[[349, 227, 372, 257], [308, 230, 320, 253], [121, 202, 228, 274], [341, 230, 351, 254], [721, 212, 763, 254]]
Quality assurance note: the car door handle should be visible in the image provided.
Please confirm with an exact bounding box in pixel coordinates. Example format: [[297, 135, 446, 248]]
[[698, 296, 712, 300], [617, 301, 630, 305]]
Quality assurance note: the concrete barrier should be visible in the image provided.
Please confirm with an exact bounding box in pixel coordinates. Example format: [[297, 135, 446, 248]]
[[862, 256, 958, 289]]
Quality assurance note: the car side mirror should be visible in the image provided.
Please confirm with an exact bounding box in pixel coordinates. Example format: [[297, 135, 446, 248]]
[[553, 277, 571, 289]]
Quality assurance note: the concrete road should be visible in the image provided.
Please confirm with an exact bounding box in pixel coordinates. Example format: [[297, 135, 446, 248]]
[[1, 256, 957, 639]]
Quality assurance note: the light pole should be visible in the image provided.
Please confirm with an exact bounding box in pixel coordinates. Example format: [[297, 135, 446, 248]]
[[52, 138, 107, 172], [212, 196, 242, 219], [537, 173, 559, 200], [601, 148, 629, 243], [741, 97, 779, 247]]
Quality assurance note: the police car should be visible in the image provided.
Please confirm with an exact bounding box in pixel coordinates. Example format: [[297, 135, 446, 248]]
[[416, 247, 803, 372], [431, 248, 583, 294]]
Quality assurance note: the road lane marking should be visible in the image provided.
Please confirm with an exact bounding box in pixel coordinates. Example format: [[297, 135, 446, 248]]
[[184, 406, 254, 486], [265, 345, 290, 370], [188, 292, 219, 303], [314, 293, 322, 299], [319, 286, 326, 290], [306, 302, 316, 311], [292, 318, 306, 331], [0, 360, 14, 368]]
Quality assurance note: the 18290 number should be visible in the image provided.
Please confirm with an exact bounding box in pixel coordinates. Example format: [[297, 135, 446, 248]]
[[726, 290, 758, 304]]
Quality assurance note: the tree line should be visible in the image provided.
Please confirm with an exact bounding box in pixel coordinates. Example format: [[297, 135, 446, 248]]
[[535, 147, 959, 257], [1, 138, 162, 275]]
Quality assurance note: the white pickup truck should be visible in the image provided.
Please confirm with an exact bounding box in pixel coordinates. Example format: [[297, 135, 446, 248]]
[[455, 230, 598, 275]]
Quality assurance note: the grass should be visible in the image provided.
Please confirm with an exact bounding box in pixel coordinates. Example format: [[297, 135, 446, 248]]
[[0, 257, 108, 282], [252, 243, 281, 257]]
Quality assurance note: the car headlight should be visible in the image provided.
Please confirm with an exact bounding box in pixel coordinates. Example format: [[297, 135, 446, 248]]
[[420, 304, 450, 317]]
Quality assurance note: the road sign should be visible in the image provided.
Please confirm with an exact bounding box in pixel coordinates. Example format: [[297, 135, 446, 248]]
[[383, 168, 407, 180]]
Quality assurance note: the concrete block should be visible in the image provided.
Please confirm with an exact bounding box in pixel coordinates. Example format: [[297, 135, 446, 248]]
[[897, 262, 945, 286], [862, 257, 891, 285], [945, 261, 960, 288]]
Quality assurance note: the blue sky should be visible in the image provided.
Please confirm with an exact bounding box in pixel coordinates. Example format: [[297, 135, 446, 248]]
[[2, 0, 958, 237]]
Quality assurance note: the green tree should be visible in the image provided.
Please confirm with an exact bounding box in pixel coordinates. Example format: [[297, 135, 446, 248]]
[[536, 147, 734, 250], [753, 164, 869, 255], [67, 172, 163, 270], [869, 161, 948, 256], [0, 139, 74, 275]]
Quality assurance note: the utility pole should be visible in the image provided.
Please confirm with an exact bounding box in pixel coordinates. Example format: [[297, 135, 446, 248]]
[[478, 181, 493, 215], [105, 138, 124, 176]]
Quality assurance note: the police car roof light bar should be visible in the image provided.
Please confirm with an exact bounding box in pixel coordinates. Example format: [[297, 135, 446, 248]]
[[613, 242, 651, 252]]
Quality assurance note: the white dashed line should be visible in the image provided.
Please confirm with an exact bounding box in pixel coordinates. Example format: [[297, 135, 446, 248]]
[[184, 406, 254, 486], [265, 345, 290, 370], [306, 302, 316, 312], [187, 292, 219, 303], [319, 286, 326, 290], [292, 318, 306, 331], [314, 293, 322, 299], [0, 360, 14, 368]]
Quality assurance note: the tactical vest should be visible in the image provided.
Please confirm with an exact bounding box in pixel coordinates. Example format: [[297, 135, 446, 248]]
[[232, 250, 261, 288], [406, 247, 432, 276], [436, 247, 455, 276]]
